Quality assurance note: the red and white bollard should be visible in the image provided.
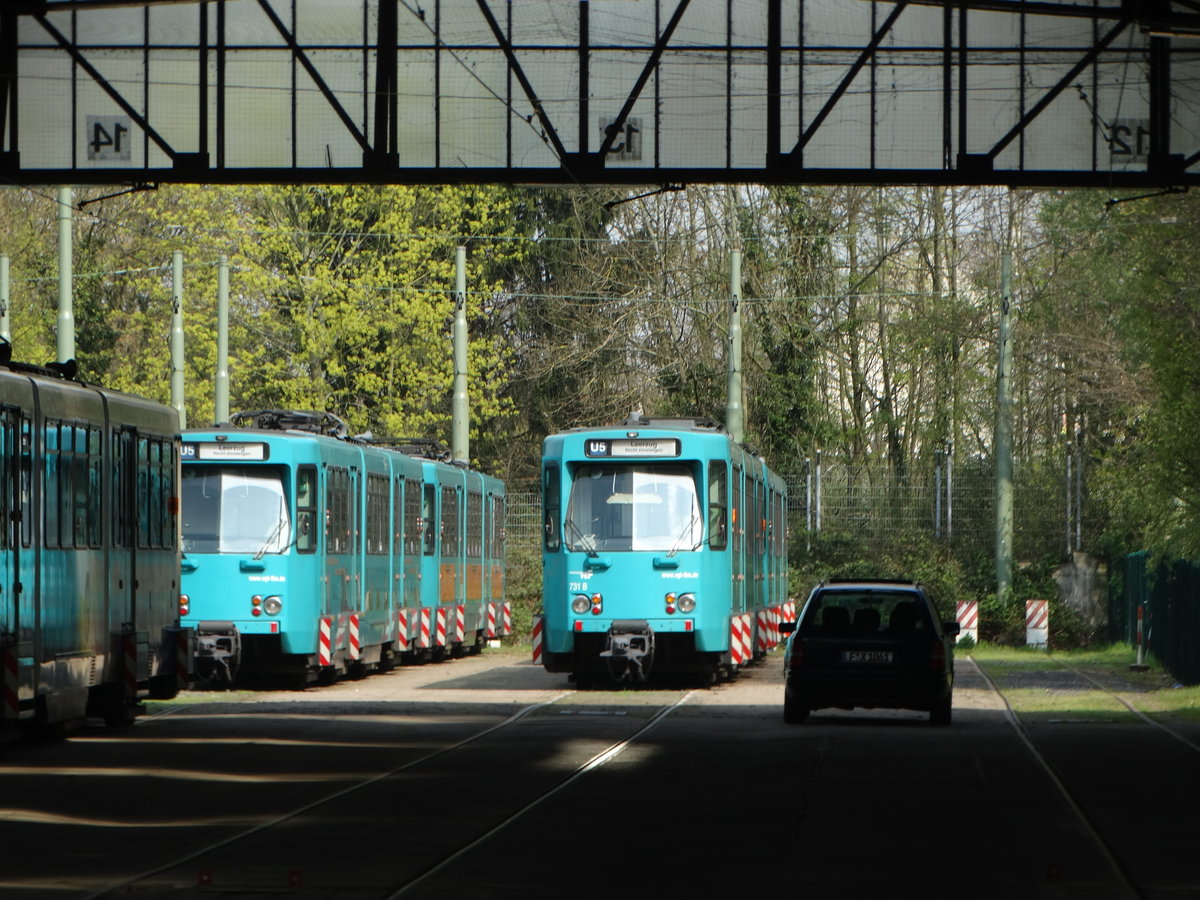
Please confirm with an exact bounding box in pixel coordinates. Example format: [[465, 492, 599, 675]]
[[1025, 599, 1049, 648], [531, 615, 543, 666], [956, 600, 979, 644]]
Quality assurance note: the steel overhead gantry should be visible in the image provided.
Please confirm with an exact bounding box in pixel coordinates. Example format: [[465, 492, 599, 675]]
[[0, 0, 1198, 189]]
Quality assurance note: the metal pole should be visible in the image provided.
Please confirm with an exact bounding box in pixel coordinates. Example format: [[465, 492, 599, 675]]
[[935, 452, 943, 539], [170, 251, 186, 429], [451, 245, 469, 463], [995, 195, 1015, 604], [946, 439, 954, 540], [725, 247, 744, 444], [805, 457, 812, 553], [0, 254, 9, 342], [1065, 439, 1073, 557], [215, 255, 230, 424], [815, 448, 823, 532], [56, 187, 74, 364]]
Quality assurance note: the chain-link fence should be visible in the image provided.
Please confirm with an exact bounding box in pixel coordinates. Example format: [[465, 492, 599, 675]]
[[504, 453, 1083, 562]]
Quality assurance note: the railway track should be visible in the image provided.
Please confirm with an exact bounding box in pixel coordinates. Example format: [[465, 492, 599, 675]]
[[968, 653, 1200, 900], [76, 687, 698, 899]]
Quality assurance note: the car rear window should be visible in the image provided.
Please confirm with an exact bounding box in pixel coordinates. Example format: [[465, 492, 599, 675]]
[[799, 591, 932, 636]]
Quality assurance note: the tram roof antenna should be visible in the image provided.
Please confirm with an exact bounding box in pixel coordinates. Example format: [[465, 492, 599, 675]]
[[230, 409, 350, 439]]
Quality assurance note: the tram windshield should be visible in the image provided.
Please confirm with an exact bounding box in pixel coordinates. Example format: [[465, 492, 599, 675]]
[[181, 466, 291, 555], [564, 464, 701, 554]]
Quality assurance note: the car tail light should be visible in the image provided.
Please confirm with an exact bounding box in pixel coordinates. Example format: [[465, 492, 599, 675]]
[[930, 638, 946, 671], [788, 640, 805, 669]]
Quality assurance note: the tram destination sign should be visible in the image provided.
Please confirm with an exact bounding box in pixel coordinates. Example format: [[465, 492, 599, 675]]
[[182, 441, 270, 461], [584, 438, 680, 459]]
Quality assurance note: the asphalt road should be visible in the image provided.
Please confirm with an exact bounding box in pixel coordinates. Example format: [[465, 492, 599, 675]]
[[1, 648, 1197, 900]]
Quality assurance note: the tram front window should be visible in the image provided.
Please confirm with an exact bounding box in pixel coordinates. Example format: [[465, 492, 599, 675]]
[[182, 466, 291, 555], [565, 464, 701, 553]]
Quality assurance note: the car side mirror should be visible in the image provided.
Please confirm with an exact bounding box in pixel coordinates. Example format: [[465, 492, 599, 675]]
[[942, 621, 961, 636], [780, 621, 797, 634]]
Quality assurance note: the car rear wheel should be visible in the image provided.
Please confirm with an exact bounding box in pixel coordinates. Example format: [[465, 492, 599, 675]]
[[783, 691, 809, 724], [930, 693, 952, 726]]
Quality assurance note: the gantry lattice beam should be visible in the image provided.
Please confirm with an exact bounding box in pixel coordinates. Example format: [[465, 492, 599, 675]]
[[1, 0, 1198, 188]]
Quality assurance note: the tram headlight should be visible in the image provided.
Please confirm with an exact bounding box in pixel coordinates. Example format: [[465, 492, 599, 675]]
[[572, 595, 591, 614], [677, 593, 697, 613], [263, 596, 283, 616]]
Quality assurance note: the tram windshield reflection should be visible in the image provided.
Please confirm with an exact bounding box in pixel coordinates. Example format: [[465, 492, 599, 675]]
[[564, 464, 700, 553]]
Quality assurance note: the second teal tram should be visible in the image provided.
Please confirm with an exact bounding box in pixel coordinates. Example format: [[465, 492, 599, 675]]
[[2, 348, 188, 738], [180, 410, 508, 687], [536, 415, 789, 685]]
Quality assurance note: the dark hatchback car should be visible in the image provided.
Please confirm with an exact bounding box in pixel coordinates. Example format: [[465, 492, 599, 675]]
[[780, 580, 960, 725]]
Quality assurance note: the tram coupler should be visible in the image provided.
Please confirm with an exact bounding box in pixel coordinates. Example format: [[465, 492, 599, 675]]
[[194, 621, 241, 686], [600, 620, 655, 683]]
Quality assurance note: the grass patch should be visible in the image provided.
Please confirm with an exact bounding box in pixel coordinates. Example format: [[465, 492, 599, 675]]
[[968, 642, 1200, 725]]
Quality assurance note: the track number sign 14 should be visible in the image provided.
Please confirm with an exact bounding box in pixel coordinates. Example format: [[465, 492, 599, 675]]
[[87, 115, 132, 161]]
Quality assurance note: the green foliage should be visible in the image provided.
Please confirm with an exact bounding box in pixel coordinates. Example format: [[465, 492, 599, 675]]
[[790, 530, 973, 621]]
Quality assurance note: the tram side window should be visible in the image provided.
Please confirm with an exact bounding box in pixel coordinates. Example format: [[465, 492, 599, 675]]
[[442, 487, 461, 559], [422, 484, 436, 555], [708, 460, 727, 550], [136, 436, 174, 550], [404, 479, 421, 556], [467, 491, 483, 559], [327, 467, 349, 554], [542, 465, 560, 552], [367, 473, 389, 555], [489, 494, 506, 559], [44, 420, 60, 548], [296, 466, 317, 553]]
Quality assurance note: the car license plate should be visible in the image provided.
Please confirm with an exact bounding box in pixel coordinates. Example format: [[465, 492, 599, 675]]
[[843, 649, 893, 664]]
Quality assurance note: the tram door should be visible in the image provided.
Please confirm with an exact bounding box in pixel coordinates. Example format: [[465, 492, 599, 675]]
[[0, 407, 17, 648], [110, 429, 137, 648]]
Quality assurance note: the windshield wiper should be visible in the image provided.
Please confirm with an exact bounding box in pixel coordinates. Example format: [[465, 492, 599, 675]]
[[253, 496, 289, 560], [666, 512, 701, 557], [563, 516, 599, 557]]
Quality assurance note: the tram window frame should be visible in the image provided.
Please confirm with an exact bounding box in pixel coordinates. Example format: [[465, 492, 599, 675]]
[[44, 419, 60, 548], [542, 465, 560, 552], [296, 465, 317, 553], [0, 410, 8, 552], [367, 473, 389, 555], [489, 494, 506, 559], [442, 486, 461, 558], [421, 484, 436, 556], [708, 460, 728, 551], [403, 478, 421, 556], [467, 491, 483, 559], [326, 467, 349, 555]]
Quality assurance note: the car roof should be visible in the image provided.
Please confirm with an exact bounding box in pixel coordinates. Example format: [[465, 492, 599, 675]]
[[815, 579, 924, 591]]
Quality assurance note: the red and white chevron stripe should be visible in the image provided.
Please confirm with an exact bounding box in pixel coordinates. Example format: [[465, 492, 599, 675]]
[[531, 615, 543, 665], [318, 616, 333, 666], [956, 600, 979, 643], [454, 605, 465, 644], [435, 608, 447, 647], [486, 603, 497, 639], [729, 615, 745, 666], [1026, 599, 1049, 646], [418, 608, 431, 649], [348, 614, 361, 661], [396, 609, 409, 652], [501, 601, 512, 636]]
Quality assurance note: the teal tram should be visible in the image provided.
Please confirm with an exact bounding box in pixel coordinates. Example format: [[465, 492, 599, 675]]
[[535, 415, 790, 685], [1, 348, 188, 738], [180, 410, 508, 687]]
